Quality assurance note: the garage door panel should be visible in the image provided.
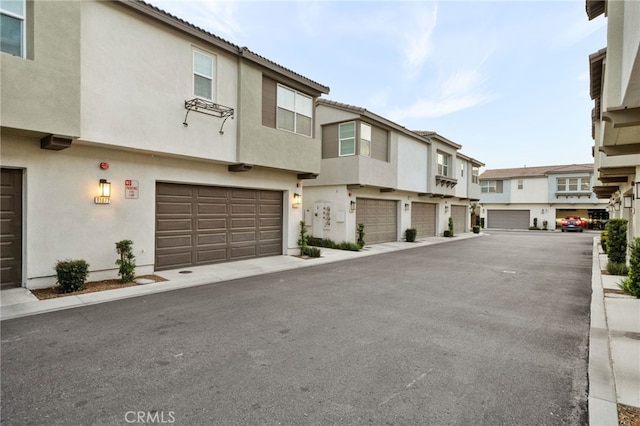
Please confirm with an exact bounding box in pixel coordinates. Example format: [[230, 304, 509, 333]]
[[197, 218, 227, 231], [231, 204, 257, 215], [197, 202, 227, 215], [231, 189, 257, 200], [231, 231, 257, 243], [156, 252, 193, 269], [157, 183, 192, 197], [231, 246, 257, 259], [197, 233, 226, 245], [231, 217, 257, 229], [156, 235, 193, 249], [157, 218, 192, 232], [157, 202, 193, 215], [197, 186, 228, 199], [197, 248, 228, 263]]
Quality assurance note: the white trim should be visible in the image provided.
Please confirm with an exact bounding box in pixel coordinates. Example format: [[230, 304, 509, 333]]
[[192, 48, 216, 101], [338, 121, 356, 157], [1, 0, 26, 58], [276, 83, 312, 137]]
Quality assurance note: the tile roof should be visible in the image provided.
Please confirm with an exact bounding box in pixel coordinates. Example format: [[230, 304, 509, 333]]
[[479, 163, 594, 180], [119, 0, 329, 94]]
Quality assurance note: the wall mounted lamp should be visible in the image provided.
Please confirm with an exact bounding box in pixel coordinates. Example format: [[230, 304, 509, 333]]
[[350, 200, 356, 212], [635, 183, 640, 199], [614, 202, 620, 211], [292, 193, 302, 208], [404, 203, 410, 211], [94, 179, 111, 204], [624, 195, 633, 208]]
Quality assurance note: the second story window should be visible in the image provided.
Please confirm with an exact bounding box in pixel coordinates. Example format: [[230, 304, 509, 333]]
[[472, 166, 479, 183], [557, 177, 591, 192], [437, 152, 451, 176], [277, 85, 312, 137], [339, 122, 356, 156], [481, 180, 502, 193], [193, 50, 216, 100], [1, 0, 25, 57], [460, 163, 465, 177], [517, 179, 523, 190]]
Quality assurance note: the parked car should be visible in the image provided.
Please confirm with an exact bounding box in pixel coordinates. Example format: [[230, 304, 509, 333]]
[[561, 216, 585, 232]]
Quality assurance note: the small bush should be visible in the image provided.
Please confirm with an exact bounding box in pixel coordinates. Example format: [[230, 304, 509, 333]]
[[115, 239, 136, 283], [444, 230, 453, 238], [336, 242, 361, 251], [607, 261, 629, 276], [447, 217, 454, 237], [542, 220, 548, 230], [528, 226, 540, 230], [298, 221, 309, 255], [600, 230, 608, 253], [302, 246, 321, 258], [606, 219, 628, 264], [472, 225, 481, 234], [307, 237, 361, 251], [621, 238, 640, 297], [405, 228, 417, 242], [55, 259, 89, 293], [356, 223, 366, 248]]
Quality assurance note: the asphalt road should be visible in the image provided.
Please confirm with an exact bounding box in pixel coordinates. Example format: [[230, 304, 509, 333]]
[[1, 231, 594, 425]]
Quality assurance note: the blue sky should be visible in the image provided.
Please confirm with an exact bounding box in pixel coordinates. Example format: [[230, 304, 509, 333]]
[[147, 0, 607, 170]]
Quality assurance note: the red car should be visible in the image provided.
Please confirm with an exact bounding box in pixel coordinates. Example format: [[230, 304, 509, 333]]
[[561, 216, 586, 232]]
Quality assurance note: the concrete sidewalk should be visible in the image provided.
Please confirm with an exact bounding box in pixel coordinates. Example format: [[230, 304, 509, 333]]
[[0, 234, 477, 321], [2, 232, 638, 425], [590, 238, 640, 425]]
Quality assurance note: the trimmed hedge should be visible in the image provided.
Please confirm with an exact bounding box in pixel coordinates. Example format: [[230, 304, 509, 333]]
[[55, 259, 89, 293]]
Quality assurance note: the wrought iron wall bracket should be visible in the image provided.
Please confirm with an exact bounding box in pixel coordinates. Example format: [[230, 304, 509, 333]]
[[183, 98, 234, 134]]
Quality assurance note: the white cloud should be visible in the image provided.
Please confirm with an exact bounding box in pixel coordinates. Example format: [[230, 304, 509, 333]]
[[400, 4, 439, 77]]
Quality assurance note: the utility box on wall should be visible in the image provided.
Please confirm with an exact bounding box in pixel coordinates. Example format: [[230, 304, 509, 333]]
[[313, 201, 332, 237]]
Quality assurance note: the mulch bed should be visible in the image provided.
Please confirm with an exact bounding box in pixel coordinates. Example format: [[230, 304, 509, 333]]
[[31, 275, 167, 300], [618, 403, 640, 426]]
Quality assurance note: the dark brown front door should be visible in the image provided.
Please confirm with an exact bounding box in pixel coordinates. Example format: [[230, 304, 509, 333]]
[[155, 183, 283, 271], [1, 168, 23, 289]]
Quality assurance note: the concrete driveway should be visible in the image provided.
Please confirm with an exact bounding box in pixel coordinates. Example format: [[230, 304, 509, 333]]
[[1, 231, 593, 425]]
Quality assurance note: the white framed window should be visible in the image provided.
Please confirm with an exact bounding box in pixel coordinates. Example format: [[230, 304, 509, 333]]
[[277, 84, 312, 137], [481, 180, 497, 193], [581, 178, 590, 191], [557, 177, 591, 192], [1, 0, 25, 57], [472, 166, 479, 184], [193, 50, 216, 100], [339, 122, 356, 156], [437, 152, 450, 176], [460, 163, 465, 177], [517, 179, 523, 190], [360, 122, 371, 157], [557, 178, 566, 191]]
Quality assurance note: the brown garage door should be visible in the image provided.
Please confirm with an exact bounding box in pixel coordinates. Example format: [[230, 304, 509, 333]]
[[356, 198, 397, 244], [487, 209, 530, 229], [411, 202, 436, 238], [1, 168, 22, 289], [155, 183, 283, 271], [451, 205, 467, 234]]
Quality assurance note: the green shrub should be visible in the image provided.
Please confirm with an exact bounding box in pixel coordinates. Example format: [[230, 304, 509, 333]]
[[443, 230, 453, 238], [336, 241, 361, 251], [605, 219, 628, 264], [405, 228, 417, 242], [115, 239, 136, 283], [542, 220, 548, 230], [303, 246, 322, 258], [356, 223, 366, 248], [447, 217, 454, 237], [607, 261, 629, 276], [621, 238, 640, 297], [307, 237, 361, 251], [533, 217, 538, 228], [528, 226, 540, 230], [55, 259, 89, 293], [600, 230, 608, 253], [298, 221, 309, 255], [472, 225, 481, 234]]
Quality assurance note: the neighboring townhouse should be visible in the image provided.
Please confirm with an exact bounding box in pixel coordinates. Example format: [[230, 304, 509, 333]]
[[586, 0, 640, 240], [301, 99, 484, 244], [0, 0, 329, 289], [479, 164, 608, 230]]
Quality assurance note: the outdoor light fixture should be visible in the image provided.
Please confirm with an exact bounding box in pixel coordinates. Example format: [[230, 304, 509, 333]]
[[624, 195, 633, 208], [350, 200, 356, 212], [292, 193, 302, 208], [614, 202, 620, 211], [405, 203, 410, 211], [95, 179, 111, 204], [635, 183, 640, 199]]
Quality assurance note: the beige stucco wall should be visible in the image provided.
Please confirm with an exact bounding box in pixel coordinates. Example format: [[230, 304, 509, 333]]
[[510, 177, 548, 203], [80, 1, 239, 162], [397, 134, 428, 193], [237, 63, 321, 173], [2, 134, 303, 289], [0, 0, 81, 137]]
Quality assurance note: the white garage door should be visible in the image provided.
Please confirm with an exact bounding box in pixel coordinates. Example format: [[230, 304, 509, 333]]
[[356, 198, 398, 244], [487, 210, 530, 229]]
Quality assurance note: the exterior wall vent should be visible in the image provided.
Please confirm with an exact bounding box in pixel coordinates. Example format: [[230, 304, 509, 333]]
[[40, 134, 73, 150]]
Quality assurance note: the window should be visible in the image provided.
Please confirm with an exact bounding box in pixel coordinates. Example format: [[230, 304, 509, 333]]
[[360, 123, 371, 156], [1, 0, 25, 57], [193, 50, 215, 100], [460, 163, 465, 177], [556, 177, 591, 192], [437, 152, 450, 176], [481, 181, 497, 193], [517, 179, 523, 190], [472, 166, 479, 184], [277, 84, 312, 137], [339, 122, 355, 156]]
